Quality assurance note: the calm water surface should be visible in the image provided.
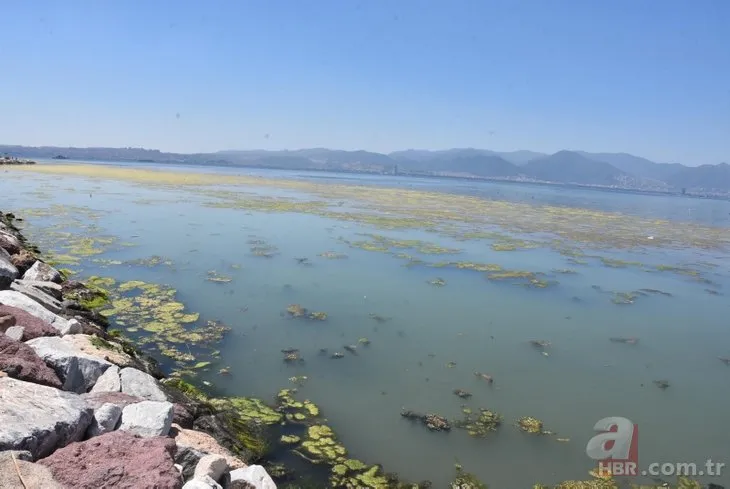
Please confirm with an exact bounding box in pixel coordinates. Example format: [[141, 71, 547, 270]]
[[2, 164, 730, 488]]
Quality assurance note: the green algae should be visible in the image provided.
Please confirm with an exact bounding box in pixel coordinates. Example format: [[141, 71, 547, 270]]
[[280, 435, 301, 445], [286, 304, 328, 321], [450, 464, 488, 489], [428, 277, 446, 286], [319, 251, 348, 259], [210, 397, 284, 425], [517, 416, 547, 434], [125, 255, 174, 268], [455, 408, 502, 437], [206, 270, 233, 283], [96, 279, 229, 370], [162, 377, 209, 402]]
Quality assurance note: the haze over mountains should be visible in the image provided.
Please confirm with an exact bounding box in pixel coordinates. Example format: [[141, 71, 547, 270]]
[[2, 144, 729, 195]]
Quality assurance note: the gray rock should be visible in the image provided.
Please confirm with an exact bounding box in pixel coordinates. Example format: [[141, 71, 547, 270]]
[[175, 445, 205, 481], [0, 231, 21, 254], [86, 402, 122, 437], [0, 377, 93, 459], [120, 366, 167, 401], [5, 325, 24, 341], [0, 290, 71, 333], [193, 454, 228, 482], [56, 318, 83, 335], [90, 364, 121, 393], [9, 280, 64, 313], [22, 261, 62, 284], [26, 336, 112, 393], [118, 400, 174, 437], [14, 279, 63, 300], [0, 250, 18, 289], [0, 452, 64, 489], [183, 475, 223, 489], [5, 450, 33, 461], [229, 466, 277, 489]]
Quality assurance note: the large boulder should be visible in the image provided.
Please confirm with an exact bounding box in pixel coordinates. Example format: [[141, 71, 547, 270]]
[[193, 454, 228, 482], [0, 377, 93, 459], [0, 230, 21, 255], [0, 248, 18, 289], [0, 452, 64, 489], [120, 366, 167, 401], [0, 335, 62, 388], [90, 364, 121, 393], [171, 424, 246, 471], [0, 304, 59, 340], [183, 475, 222, 489], [0, 290, 72, 334], [22, 260, 62, 284], [229, 466, 277, 489], [118, 400, 174, 437], [9, 280, 64, 313], [26, 336, 113, 393], [86, 402, 123, 437], [10, 249, 37, 275], [14, 279, 63, 300], [81, 391, 144, 410], [64, 334, 140, 369], [38, 430, 183, 489]]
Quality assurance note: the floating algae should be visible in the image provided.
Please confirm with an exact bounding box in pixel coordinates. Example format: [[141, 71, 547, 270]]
[[124, 255, 175, 268], [450, 464, 488, 489], [286, 304, 328, 321], [454, 408, 502, 437], [97, 279, 229, 370], [319, 251, 348, 259], [517, 416, 548, 434], [206, 270, 233, 283], [401, 410, 451, 432], [428, 277, 447, 286]]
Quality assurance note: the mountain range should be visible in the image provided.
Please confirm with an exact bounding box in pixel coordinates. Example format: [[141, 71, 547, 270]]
[[2, 144, 729, 195]]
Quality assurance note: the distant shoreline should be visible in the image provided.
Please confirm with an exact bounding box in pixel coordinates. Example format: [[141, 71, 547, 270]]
[[34, 157, 730, 203]]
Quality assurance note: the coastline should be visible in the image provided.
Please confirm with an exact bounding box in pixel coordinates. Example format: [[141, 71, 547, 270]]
[[0, 210, 278, 489]]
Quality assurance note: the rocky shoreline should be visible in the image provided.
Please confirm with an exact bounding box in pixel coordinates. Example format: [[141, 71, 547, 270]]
[[0, 156, 36, 165], [0, 210, 276, 489]]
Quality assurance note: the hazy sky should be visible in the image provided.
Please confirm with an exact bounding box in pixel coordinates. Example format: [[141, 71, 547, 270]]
[[1, 1, 728, 165]]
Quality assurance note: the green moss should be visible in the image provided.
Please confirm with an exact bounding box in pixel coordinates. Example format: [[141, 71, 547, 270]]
[[162, 377, 209, 402]]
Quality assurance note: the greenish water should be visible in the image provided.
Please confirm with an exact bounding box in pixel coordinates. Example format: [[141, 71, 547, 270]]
[[2, 166, 730, 488]]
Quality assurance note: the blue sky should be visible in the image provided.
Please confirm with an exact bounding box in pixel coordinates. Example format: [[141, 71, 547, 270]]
[[1, 1, 728, 165]]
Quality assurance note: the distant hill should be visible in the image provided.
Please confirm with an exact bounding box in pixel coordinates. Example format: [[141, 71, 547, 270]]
[[522, 151, 627, 185], [665, 163, 730, 192], [399, 153, 519, 177], [576, 151, 685, 181], [2, 144, 728, 195], [390, 148, 546, 165]]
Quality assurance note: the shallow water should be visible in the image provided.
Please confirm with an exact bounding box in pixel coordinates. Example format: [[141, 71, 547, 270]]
[[2, 164, 730, 488]]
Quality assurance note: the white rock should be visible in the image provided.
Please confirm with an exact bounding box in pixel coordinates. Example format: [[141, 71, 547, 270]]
[[4, 325, 24, 341], [9, 280, 64, 313], [0, 377, 93, 459], [14, 279, 63, 300], [22, 261, 62, 284], [229, 465, 277, 489], [0, 250, 18, 289], [193, 454, 228, 482], [0, 290, 71, 333], [182, 475, 222, 489], [86, 402, 122, 437], [57, 318, 83, 335], [90, 364, 121, 393], [26, 336, 112, 393], [119, 367, 166, 401], [118, 400, 174, 437]]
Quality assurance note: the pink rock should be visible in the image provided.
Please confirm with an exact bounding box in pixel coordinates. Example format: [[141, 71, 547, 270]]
[[39, 430, 183, 489], [0, 304, 59, 341], [0, 335, 62, 388]]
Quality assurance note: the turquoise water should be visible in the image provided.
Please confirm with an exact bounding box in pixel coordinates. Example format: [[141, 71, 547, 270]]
[[2, 165, 730, 488]]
